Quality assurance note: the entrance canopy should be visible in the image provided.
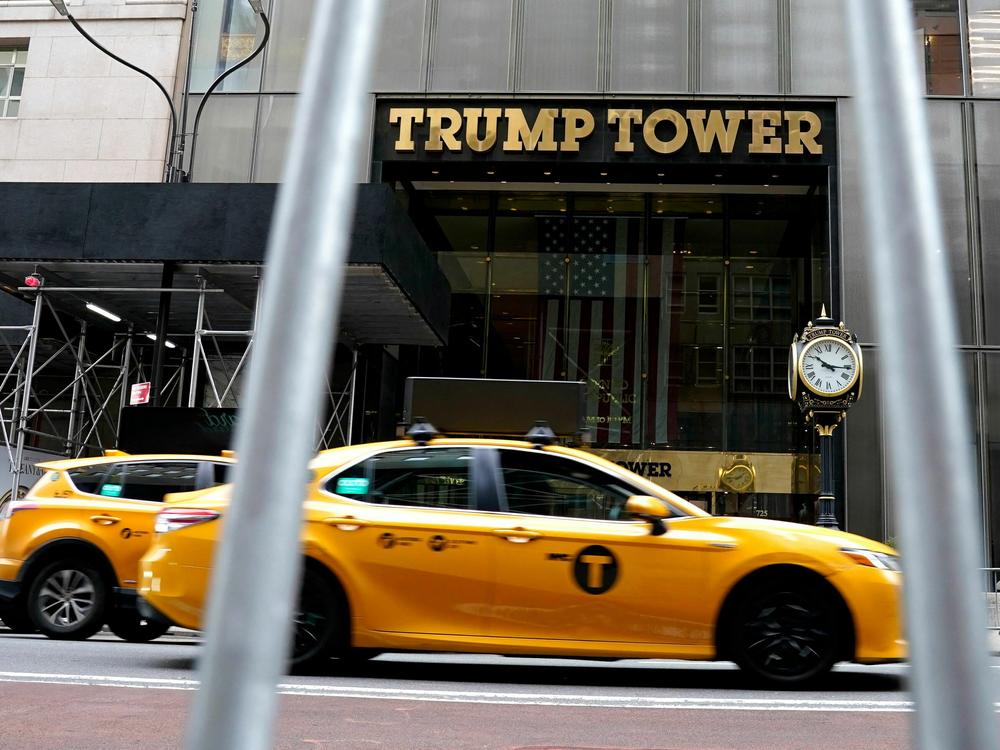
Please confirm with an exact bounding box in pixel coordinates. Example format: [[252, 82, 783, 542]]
[[0, 182, 449, 347]]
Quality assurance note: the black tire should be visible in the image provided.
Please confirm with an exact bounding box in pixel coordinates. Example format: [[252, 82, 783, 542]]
[[728, 575, 841, 688], [340, 648, 381, 664], [0, 601, 36, 634], [290, 567, 343, 672], [107, 609, 171, 643], [27, 559, 108, 640]]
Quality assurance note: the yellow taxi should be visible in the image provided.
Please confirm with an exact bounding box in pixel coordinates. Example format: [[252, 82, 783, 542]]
[[139, 430, 904, 686], [0, 451, 234, 641]]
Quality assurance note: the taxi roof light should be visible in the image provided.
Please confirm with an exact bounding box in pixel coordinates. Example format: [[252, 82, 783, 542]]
[[526, 420, 556, 448], [406, 417, 439, 446]]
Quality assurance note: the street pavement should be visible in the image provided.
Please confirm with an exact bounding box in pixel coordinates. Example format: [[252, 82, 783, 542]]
[[1, 626, 999, 750]]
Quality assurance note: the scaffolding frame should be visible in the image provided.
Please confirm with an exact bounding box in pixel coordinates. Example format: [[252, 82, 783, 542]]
[[0, 279, 358, 502]]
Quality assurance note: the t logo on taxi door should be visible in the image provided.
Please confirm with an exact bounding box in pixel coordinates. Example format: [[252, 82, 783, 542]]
[[573, 545, 618, 595]]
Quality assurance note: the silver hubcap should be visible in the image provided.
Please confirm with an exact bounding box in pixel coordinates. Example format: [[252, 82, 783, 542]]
[[37, 569, 96, 628]]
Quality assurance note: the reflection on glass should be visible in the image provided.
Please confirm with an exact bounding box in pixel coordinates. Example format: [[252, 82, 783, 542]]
[[969, 1, 1000, 96], [189, 0, 264, 93], [975, 102, 1000, 344], [185, 95, 256, 182], [423, 188, 822, 460], [914, 0, 963, 95], [263, 0, 315, 91], [253, 95, 295, 182]]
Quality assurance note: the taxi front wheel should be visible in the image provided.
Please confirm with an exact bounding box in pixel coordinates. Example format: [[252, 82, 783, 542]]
[[27, 559, 108, 640], [290, 566, 344, 672], [729, 575, 841, 688], [108, 609, 171, 643]]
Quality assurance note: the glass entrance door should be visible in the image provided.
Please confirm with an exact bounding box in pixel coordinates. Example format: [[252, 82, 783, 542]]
[[414, 182, 830, 522]]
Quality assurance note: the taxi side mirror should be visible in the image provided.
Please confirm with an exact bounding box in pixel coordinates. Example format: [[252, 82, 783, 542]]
[[625, 495, 670, 537]]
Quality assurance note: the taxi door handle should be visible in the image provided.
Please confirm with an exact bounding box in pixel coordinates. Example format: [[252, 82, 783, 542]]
[[90, 515, 120, 526], [492, 528, 541, 543], [323, 516, 369, 531]]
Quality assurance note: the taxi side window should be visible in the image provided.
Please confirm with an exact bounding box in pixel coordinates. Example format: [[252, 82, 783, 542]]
[[498, 450, 636, 520], [114, 461, 200, 502], [95, 463, 126, 498], [67, 466, 110, 494], [330, 448, 474, 510], [210, 462, 232, 486]]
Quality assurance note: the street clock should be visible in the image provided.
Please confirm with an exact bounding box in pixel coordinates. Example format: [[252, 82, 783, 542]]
[[788, 305, 863, 530], [788, 306, 863, 418]]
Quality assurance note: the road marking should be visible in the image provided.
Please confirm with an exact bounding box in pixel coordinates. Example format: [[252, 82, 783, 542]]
[[0, 670, 990, 712]]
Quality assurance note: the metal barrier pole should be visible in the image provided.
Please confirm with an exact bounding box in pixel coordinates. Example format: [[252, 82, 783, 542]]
[[185, 0, 383, 748], [845, 2, 995, 749]]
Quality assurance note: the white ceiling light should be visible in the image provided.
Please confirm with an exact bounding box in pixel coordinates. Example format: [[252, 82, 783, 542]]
[[85, 302, 121, 323], [146, 332, 176, 349]]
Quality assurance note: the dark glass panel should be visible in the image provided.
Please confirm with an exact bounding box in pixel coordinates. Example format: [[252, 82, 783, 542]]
[[647, 211, 724, 449]]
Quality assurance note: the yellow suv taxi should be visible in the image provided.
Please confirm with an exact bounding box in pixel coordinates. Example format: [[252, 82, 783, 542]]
[[140, 434, 904, 687], [0, 452, 234, 641]]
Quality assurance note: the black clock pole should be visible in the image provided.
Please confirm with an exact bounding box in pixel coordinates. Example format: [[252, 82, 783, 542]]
[[815, 421, 839, 529]]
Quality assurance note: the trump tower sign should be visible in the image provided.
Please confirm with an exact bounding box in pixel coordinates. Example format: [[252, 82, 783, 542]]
[[373, 100, 836, 166]]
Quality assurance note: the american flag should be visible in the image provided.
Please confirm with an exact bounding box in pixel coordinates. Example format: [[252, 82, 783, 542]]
[[536, 214, 685, 446], [538, 216, 614, 297]]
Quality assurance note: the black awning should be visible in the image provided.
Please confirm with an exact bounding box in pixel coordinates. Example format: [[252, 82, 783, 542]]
[[0, 182, 449, 346]]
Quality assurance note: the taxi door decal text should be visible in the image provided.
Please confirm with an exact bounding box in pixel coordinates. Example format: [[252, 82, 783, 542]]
[[572, 545, 618, 595]]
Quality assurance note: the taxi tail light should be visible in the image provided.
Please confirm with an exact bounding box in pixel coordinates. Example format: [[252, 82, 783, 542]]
[[2, 501, 39, 519], [156, 508, 220, 534], [10, 501, 39, 514]]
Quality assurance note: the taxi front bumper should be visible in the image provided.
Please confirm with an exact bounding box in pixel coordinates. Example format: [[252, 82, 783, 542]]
[[828, 565, 907, 663], [139, 546, 209, 632], [0, 578, 19, 604], [0, 558, 23, 603]]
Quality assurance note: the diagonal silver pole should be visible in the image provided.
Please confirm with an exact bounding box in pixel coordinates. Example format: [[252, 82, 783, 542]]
[[185, 0, 383, 748], [845, 2, 994, 749], [11, 291, 43, 504]]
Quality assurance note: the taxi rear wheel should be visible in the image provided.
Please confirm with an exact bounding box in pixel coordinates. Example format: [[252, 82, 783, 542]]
[[28, 559, 108, 640], [107, 609, 171, 643], [291, 566, 344, 671], [729, 575, 841, 688]]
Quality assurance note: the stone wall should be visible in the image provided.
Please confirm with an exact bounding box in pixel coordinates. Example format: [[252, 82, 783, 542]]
[[0, 0, 186, 182]]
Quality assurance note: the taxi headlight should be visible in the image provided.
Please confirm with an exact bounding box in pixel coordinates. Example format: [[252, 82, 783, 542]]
[[841, 547, 901, 572]]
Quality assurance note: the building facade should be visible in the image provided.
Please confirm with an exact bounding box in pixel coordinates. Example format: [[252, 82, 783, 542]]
[[2, 0, 1000, 562], [0, 0, 186, 182]]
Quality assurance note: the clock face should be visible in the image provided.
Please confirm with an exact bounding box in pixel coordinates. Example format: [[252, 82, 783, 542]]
[[722, 464, 754, 492], [798, 337, 859, 397]]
